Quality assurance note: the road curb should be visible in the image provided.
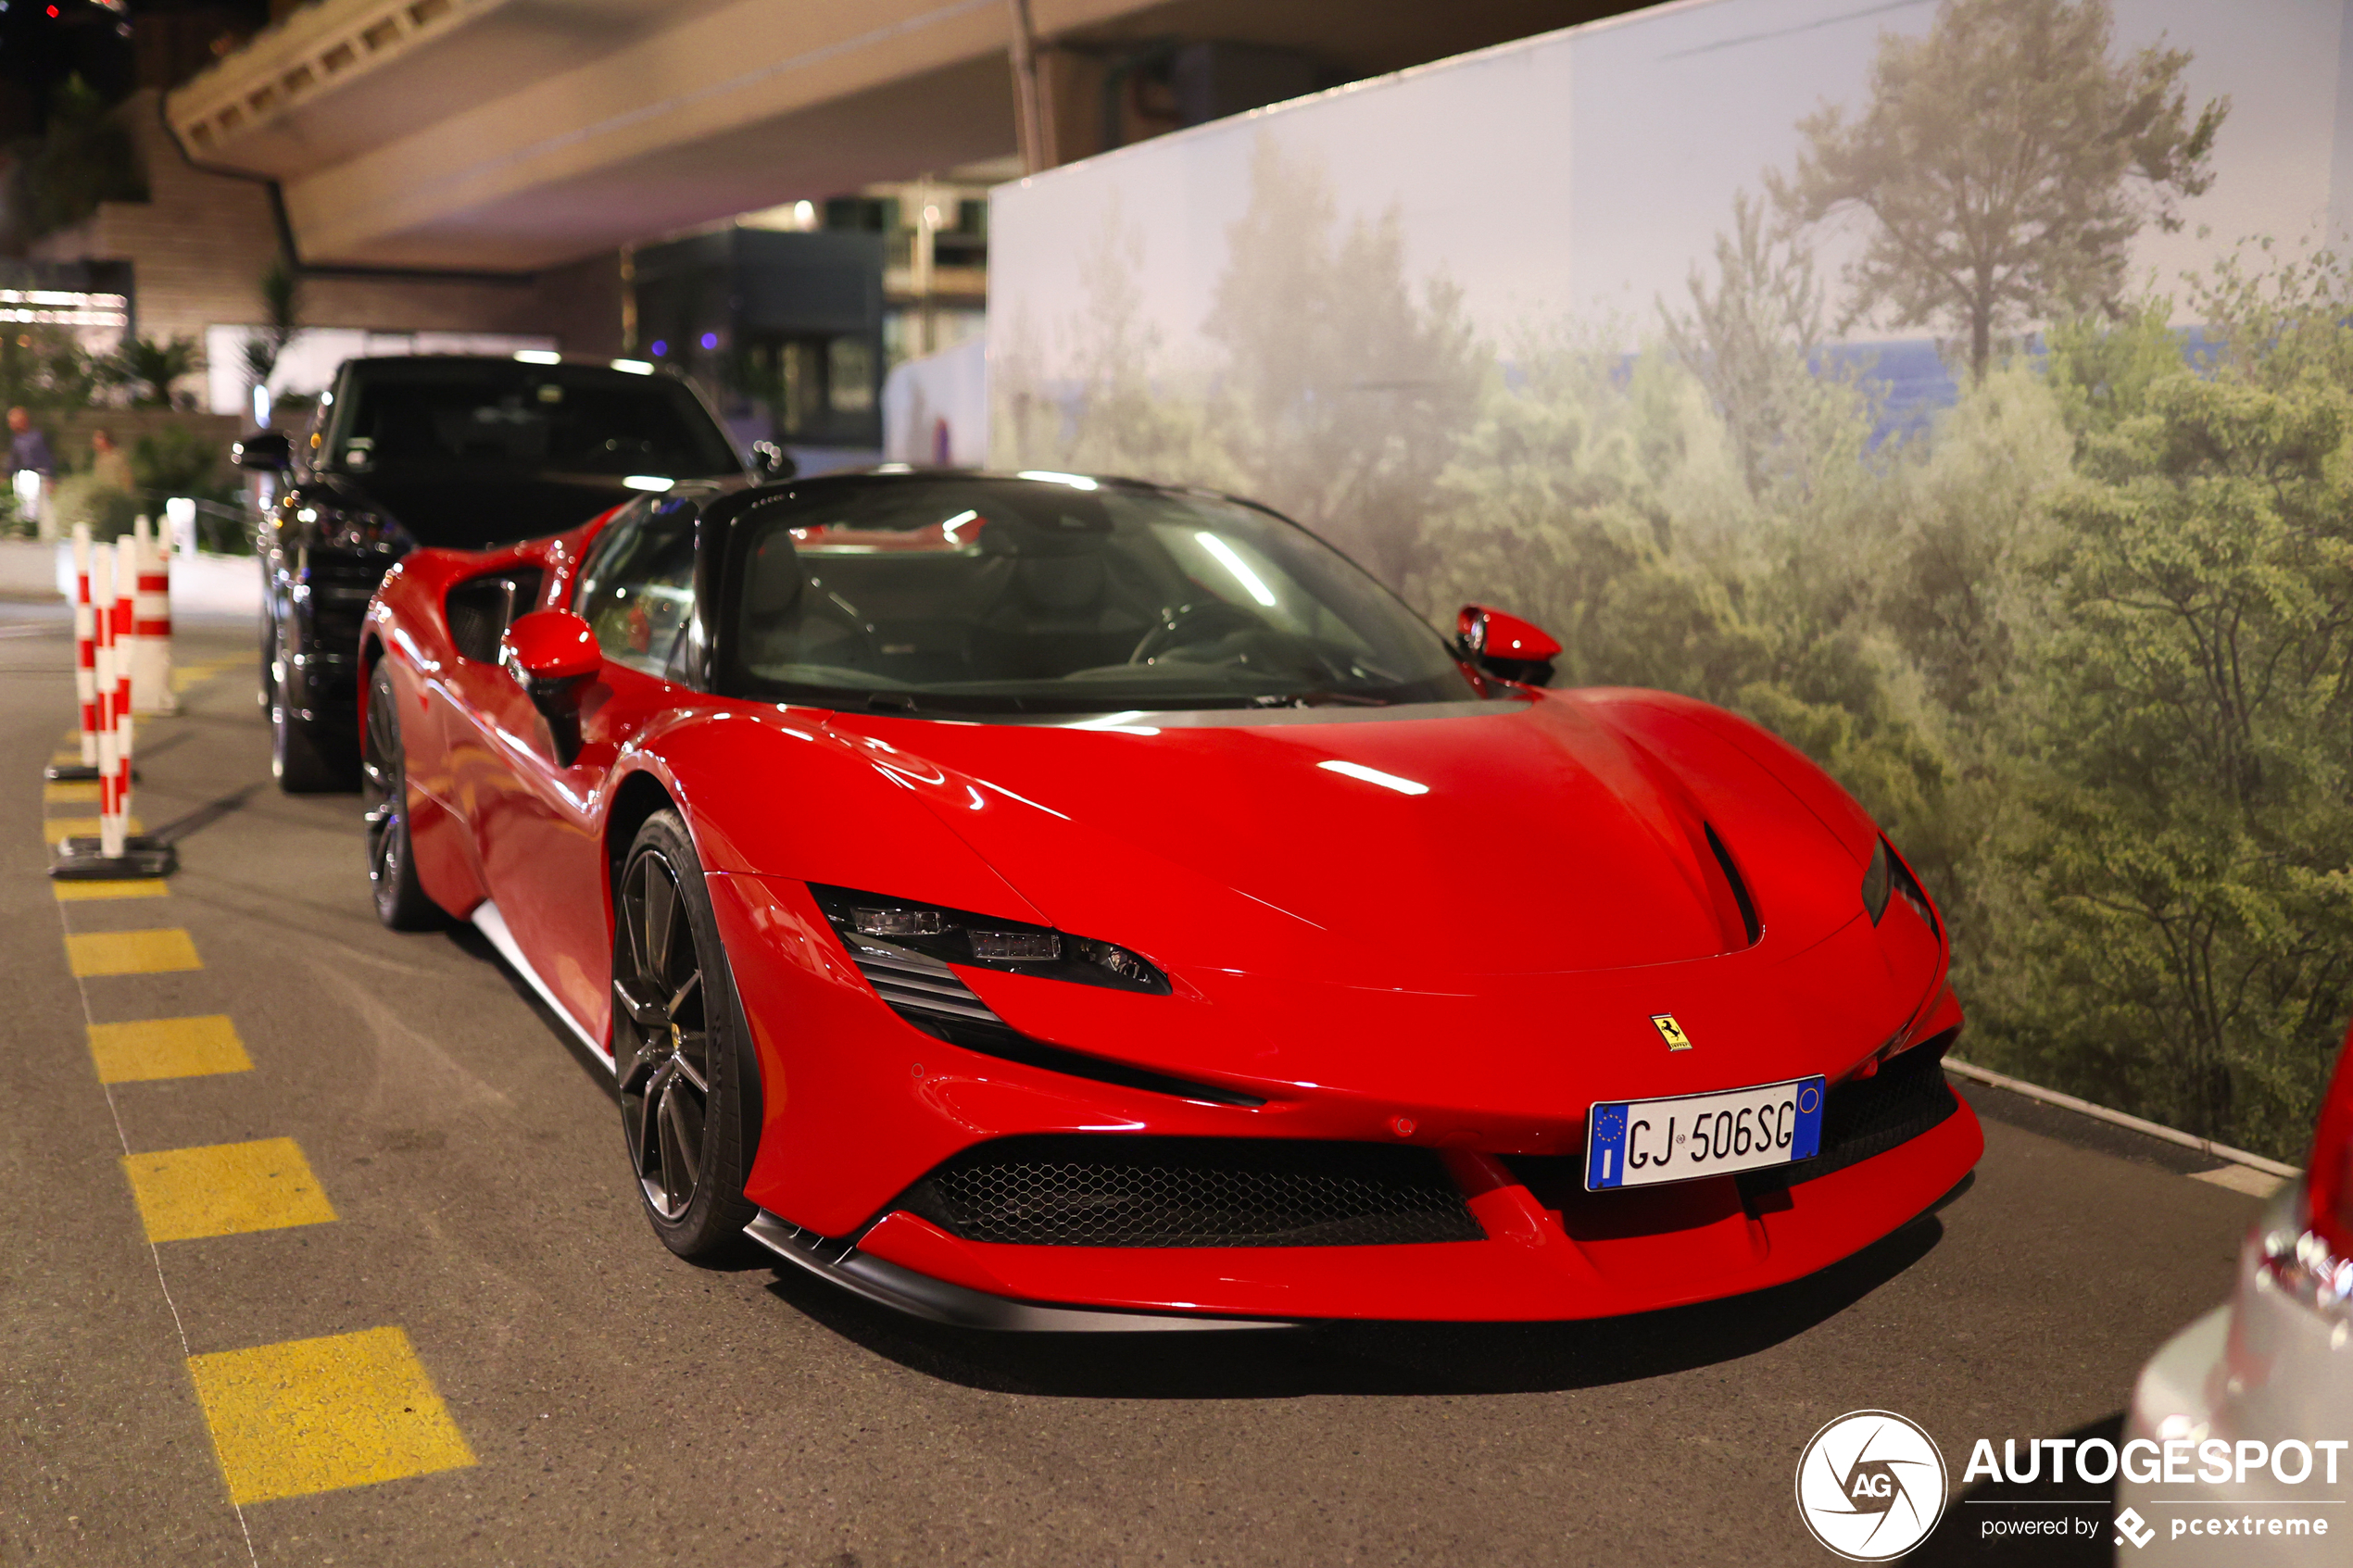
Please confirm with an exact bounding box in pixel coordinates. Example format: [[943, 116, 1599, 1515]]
[[1945, 1057, 2301, 1179]]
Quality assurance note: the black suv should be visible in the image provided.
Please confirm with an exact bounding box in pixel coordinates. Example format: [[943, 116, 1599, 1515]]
[[240, 355, 780, 790]]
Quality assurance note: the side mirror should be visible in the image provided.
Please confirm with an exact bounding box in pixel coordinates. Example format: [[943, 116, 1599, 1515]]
[[500, 609, 599, 759], [233, 432, 291, 471], [1457, 604, 1561, 688], [750, 441, 796, 483]]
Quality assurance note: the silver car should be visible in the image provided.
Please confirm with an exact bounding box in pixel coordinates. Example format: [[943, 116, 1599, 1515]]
[[2115, 1036, 2353, 1562]]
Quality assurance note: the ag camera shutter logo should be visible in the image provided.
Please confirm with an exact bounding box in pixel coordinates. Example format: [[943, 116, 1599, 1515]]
[[1795, 1410, 1949, 1561]]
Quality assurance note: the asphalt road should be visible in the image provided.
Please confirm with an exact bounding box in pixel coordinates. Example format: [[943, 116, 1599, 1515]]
[[0, 600, 2278, 1568]]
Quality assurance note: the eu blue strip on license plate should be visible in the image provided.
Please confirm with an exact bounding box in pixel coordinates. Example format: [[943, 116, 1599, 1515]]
[[1584, 1075, 1827, 1190]]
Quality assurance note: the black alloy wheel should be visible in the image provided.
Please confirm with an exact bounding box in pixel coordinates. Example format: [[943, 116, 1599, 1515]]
[[614, 810, 760, 1258], [360, 666, 443, 931]]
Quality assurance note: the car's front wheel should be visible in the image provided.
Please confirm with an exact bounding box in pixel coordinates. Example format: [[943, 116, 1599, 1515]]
[[269, 621, 352, 793], [361, 666, 442, 931], [613, 809, 762, 1259]]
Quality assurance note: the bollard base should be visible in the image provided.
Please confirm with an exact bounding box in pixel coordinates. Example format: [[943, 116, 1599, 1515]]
[[43, 763, 137, 783], [50, 834, 175, 880]]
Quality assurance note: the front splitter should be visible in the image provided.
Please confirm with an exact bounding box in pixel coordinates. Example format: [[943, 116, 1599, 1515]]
[[742, 1210, 1297, 1333]]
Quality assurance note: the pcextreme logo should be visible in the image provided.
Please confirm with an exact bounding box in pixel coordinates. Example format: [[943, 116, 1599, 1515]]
[[1795, 1411, 1948, 1562]]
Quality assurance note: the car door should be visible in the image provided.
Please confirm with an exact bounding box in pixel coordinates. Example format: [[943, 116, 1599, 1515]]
[[465, 500, 704, 1048]]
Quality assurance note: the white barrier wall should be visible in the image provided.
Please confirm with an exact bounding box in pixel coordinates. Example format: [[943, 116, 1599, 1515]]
[[882, 335, 990, 467]]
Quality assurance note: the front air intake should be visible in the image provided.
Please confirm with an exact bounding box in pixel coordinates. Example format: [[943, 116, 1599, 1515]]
[[1784, 1035, 1960, 1185], [892, 1135, 1484, 1248]]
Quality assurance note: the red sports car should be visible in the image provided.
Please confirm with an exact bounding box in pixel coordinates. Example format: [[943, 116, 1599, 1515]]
[[359, 470, 1979, 1329]]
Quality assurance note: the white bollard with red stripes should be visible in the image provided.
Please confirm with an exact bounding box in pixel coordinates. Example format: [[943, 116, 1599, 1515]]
[[132, 515, 176, 715], [111, 538, 134, 827], [51, 538, 174, 880], [90, 545, 123, 858], [72, 522, 98, 771], [43, 523, 103, 782]]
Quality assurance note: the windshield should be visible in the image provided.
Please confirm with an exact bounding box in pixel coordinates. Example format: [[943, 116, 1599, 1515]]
[[724, 477, 1479, 713], [325, 361, 741, 479]]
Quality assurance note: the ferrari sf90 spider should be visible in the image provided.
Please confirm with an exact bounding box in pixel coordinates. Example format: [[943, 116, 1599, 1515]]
[[359, 470, 1978, 1328]]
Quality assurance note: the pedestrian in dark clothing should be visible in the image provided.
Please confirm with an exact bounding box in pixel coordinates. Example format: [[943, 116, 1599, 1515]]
[[8, 407, 54, 480]]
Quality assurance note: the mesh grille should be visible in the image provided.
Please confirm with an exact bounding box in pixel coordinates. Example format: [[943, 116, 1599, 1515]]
[[899, 1135, 1484, 1248], [1787, 1038, 1958, 1185]]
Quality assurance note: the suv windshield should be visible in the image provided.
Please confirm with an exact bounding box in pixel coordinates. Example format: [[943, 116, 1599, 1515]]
[[725, 476, 1478, 713], [324, 360, 741, 479]]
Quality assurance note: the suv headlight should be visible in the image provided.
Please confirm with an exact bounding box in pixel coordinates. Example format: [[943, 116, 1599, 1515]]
[[808, 884, 1169, 995], [287, 503, 414, 556]]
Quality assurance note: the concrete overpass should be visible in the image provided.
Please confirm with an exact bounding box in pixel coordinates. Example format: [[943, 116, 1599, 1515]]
[[163, 0, 1611, 271]]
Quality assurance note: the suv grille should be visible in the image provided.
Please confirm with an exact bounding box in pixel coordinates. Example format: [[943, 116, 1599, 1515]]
[[896, 1135, 1484, 1248]]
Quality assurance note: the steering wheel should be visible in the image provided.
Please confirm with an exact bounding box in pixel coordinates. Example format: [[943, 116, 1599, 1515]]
[[1129, 600, 1267, 664]]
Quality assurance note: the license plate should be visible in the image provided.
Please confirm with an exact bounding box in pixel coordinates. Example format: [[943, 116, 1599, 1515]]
[[1585, 1076, 1826, 1190]]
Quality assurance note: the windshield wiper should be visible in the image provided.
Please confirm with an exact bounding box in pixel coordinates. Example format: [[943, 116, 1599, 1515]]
[[1256, 689, 1397, 709]]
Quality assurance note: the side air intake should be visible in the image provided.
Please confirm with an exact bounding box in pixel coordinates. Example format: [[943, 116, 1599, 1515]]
[[835, 929, 1265, 1108]]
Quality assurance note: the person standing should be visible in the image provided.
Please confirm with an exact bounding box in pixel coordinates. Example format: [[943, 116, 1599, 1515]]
[[8, 407, 56, 539], [87, 428, 132, 493]]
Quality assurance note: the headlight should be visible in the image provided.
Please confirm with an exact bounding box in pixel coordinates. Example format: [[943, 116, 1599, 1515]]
[[1862, 836, 1937, 931], [1862, 840, 1892, 923], [809, 884, 1169, 995]]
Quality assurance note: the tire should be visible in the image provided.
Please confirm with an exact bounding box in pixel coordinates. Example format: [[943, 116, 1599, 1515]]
[[271, 694, 348, 793], [270, 620, 354, 794], [258, 609, 275, 712], [613, 809, 763, 1259], [361, 666, 443, 931]]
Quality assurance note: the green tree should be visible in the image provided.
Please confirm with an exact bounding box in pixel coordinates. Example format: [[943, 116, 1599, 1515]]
[[1770, 0, 2225, 381], [1661, 191, 1868, 504], [17, 75, 146, 241], [2022, 357, 2353, 1151], [1203, 138, 1485, 583]]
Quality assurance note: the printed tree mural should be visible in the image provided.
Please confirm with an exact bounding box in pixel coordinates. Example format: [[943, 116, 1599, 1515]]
[[1769, 0, 2226, 380], [996, 0, 2353, 1155]]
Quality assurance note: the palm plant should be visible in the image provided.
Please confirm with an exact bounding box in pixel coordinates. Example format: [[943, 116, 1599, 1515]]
[[115, 334, 200, 408]]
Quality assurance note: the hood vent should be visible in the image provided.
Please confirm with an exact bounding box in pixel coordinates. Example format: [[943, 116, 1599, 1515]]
[[1704, 823, 1763, 947]]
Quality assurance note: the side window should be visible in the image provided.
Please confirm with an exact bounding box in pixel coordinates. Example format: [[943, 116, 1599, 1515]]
[[574, 503, 698, 680]]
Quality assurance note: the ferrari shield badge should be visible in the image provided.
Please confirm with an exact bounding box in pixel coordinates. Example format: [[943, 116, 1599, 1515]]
[[1651, 1013, 1693, 1051]]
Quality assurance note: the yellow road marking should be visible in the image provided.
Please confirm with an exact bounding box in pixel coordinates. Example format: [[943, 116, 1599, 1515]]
[[45, 815, 142, 846], [51, 749, 82, 766], [44, 780, 99, 804], [187, 1327, 475, 1505], [53, 877, 169, 902], [89, 1016, 251, 1084], [170, 659, 242, 694], [65, 927, 200, 976], [121, 1137, 336, 1243]]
